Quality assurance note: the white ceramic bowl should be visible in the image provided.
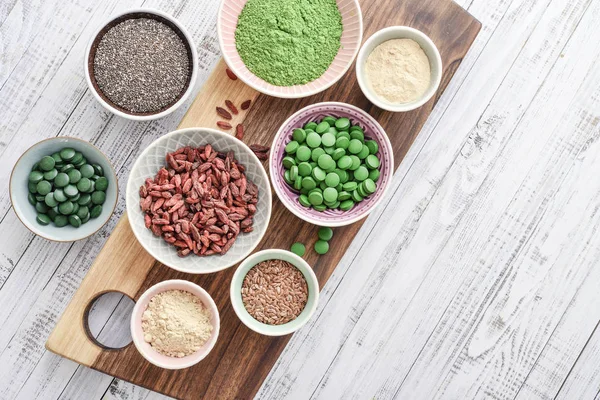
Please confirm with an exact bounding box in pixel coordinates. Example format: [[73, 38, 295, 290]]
[[230, 249, 319, 336], [217, 0, 363, 99], [9, 137, 118, 242], [84, 8, 198, 121], [356, 26, 442, 112], [126, 127, 272, 274], [130, 279, 220, 369]]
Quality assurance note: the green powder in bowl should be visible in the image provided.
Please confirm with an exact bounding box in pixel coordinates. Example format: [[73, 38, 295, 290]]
[[235, 0, 343, 87]]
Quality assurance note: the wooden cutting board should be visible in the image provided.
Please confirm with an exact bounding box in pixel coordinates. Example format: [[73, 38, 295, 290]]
[[46, 0, 480, 398]]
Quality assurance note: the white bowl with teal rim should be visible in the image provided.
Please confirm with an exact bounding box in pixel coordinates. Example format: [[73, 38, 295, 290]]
[[230, 249, 319, 336], [9, 137, 118, 242]]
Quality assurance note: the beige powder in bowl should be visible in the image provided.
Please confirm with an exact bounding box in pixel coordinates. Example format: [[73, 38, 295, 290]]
[[141, 289, 213, 358], [365, 38, 431, 104]]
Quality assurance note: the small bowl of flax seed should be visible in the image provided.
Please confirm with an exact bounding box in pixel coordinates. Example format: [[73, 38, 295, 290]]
[[230, 249, 319, 336], [85, 8, 198, 121]]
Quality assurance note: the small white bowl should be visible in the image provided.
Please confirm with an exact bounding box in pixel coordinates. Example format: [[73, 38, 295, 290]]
[[356, 26, 442, 112], [230, 249, 319, 336], [126, 127, 272, 274], [9, 137, 118, 242], [84, 8, 198, 121], [130, 280, 220, 370]]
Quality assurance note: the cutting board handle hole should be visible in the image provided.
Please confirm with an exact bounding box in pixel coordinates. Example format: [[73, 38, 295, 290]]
[[84, 291, 135, 350]]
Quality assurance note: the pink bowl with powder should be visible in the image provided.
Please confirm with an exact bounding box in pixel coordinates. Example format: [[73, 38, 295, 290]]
[[269, 102, 394, 227], [130, 280, 220, 370], [217, 0, 363, 98]]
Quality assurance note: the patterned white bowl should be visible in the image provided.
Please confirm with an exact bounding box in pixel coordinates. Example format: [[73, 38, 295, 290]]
[[126, 128, 272, 274], [217, 0, 363, 98]]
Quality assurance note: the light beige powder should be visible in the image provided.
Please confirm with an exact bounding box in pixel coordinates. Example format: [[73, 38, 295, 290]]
[[141, 289, 213, 358], [365, 39, 431, 104]]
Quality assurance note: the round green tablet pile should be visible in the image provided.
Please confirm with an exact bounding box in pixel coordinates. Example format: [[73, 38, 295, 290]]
[[282, 116, 381, 212], [27, 148, 109, 228]]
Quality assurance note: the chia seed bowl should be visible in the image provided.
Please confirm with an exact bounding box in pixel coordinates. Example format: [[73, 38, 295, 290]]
[[85, 9, 198, 121]]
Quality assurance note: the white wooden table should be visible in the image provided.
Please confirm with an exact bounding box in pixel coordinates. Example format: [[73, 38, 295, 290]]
[[2, 0, 600, 398]]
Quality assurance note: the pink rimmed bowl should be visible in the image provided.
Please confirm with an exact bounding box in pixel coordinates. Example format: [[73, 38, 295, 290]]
[[217, 0, 363, 99], [130, 280, 220, 370], [269, 102, 394, 227]]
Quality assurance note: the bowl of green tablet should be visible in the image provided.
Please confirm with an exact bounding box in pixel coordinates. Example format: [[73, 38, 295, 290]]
[[270, 102, 393, 227], [9, 137, 118, 241]]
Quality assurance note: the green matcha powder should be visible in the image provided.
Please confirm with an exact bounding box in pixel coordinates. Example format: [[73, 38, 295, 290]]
[[235, 0, 343, 86]]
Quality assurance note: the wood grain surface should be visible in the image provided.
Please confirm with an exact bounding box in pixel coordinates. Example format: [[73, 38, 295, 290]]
[[44, 0, 481, 398]]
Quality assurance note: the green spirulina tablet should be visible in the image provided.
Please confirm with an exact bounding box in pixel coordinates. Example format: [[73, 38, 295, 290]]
[[314, 240, 329, 255], [306, 132, 322, 148], [299, 194, 311, 207], [332, 148, 346, 161], [284, 170, 293, 185], [318, 227, 334, 241], [350, 130, 365, 142], [43, 169, 58, 180], [81, 213, 91, 224], [310, 147, 325, 162], [366, 154, 381, 169], [44, 193, 58, 207], [363, 178, 377, 194], [349, 156, 361, 170], [35, 195, 46, 202], [282, 156, 296, 169], [77, 193, 91, 206], [337, 130, 350, 140], [357, 145, 370, 160], [29, 171, 44, 183], [325, 172, 340, 187], [53, 189, 67, 202], [354, 166, 369, 181], [366, 140, 379, 154], [338, 191, 351, 201], [340, 199, 354, 211], [36, 213, 51, 226], [77, 177, 91, 192], [289, 165, 298, 181], [90, 205, 102, 218], [292, 128, 306, 143], [60, 164, 74, 173], [80, 164, 94, 179], [352, 190, 363, 202], [285, 141, 299, 154], [28, 182, 38, 193], [68, 215, 81, 227], [343, 181, 358, 191], [70, 193, 81, 202], [321, 132, 336, 147], [308, 191, 323, 206], [36, 180, 52, 196], [317, 154, 335, 171], [350, 124, 364, 133], [54, 173, 69, 188], [294, 176, 302, 190], [324, 146, 335, 155], [322, 116, 336, 127], [297, 162, 312, 177], [28, 193, 36, 205], [51, 152, 62, 163], [335, 117, 350, 131], [64, 184, 79, 197], [316, 121, 330, 134], [39, 156, 56, 171], [59, 148, 76, 161], [291, 242, 306, 257], [302, 176, 317, 190], [369, 169, 381, 182], [36, 202, 49, 213], [296, 146, 311, 161], [77, 206, 89, 220], [304, 121, 318, 130], [337, 156, 352, 170], [54, 215, 68, 227], [323, 187, 338, 203], [92, 189, 108, 203], [67, 169, 81, 184], [312, 167, 326, 182], [47, 208, 57, 221], [313, 204, 327, 212], [59, 201, 74, 215], [93, 164, 104, 176], [70, 152, 83, 165], [348, 139, 363, 154]]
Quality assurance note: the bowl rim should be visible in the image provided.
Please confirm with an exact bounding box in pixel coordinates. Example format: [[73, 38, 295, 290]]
[[269, 101, 394, 227], [9, 136, 119, 242], [126, 127, 273, 274], [83, 8, 199, 121], [229, 249, 319, 336], [217, 0, 363, 99], [130, 279, 221, 370], [356, 26, 443, 112]]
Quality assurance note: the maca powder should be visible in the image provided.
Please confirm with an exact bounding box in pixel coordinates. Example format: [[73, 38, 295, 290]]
[[235, 0, 343, 86]]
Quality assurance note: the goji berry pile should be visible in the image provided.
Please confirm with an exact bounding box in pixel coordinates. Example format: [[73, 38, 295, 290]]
[[139, 144, 258, 257]]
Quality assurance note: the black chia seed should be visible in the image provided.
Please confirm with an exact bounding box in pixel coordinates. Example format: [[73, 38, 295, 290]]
[[93, 18, 190, 114]]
